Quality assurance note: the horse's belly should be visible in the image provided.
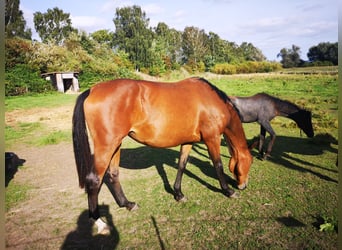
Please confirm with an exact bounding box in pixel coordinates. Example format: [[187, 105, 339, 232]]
[[128, 124, 201, 148]]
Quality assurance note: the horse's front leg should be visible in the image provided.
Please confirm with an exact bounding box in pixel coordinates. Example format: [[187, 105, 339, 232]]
[[205, 137, 237, 198], [173, 144, 192, 202]]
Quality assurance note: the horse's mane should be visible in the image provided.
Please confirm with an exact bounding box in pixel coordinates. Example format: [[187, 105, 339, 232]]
[[259, 93, 306, 115], [264, 93, 303, 111], [196, 77, 242, 119], [196, 77, 231, 103]]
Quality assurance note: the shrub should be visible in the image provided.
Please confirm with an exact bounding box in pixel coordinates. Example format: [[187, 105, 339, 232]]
[[211, 63, 237, 74], [211, 61, 281, 75], [5, 64, 54, 96], [5, 38, 33, 69]]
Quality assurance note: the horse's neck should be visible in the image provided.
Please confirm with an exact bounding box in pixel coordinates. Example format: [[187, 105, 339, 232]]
[[276, 100, 301, 118]]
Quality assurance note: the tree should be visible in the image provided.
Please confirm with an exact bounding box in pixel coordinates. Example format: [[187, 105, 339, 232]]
[[91, 29, 114, 47], [33, 7, 75, 45], [5, 0, 32, 39], [277, 45, 302, 68], [113, 5, 153, 70], [154, 22, 182, 68], [182, 26, 208, 64], [307, 42, 338, 65], [239, 42, 266, 61]]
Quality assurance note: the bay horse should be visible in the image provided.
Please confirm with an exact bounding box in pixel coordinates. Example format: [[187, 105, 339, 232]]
[[72, 77, 252, 234], [229, 93, 314, 160]]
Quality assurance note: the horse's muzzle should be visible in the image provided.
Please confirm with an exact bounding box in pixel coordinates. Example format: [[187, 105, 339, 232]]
[[237, 182, 247, 190]]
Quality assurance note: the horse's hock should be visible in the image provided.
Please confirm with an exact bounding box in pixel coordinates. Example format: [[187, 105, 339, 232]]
[[41, 72, 79, 93]]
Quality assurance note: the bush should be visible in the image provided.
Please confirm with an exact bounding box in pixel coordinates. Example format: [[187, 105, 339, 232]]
[[211, 61, 281, 75], [5, 38, 33, 69], [211, 63, 236, 74], [5, 64, 54, 96]]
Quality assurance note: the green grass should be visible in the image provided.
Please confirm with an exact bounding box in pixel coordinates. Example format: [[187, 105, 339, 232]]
[[35, 130, 71, 146], [5, 182, 31, 212], [6, 122, 71, 148], [5, 92, 77, 112]]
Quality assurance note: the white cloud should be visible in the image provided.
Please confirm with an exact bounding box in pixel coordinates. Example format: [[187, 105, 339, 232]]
[[100, 0, 134, 13], [142, 3, 164, 16], [71, 16, 109, 32]]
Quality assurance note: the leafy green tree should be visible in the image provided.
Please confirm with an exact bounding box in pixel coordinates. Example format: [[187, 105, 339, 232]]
[[239, 42, 266, 61], [33, 7, 75, 45], [307, 42, 338, 65], [5, 0, 32, 39], [113, 5, 153, 70], [277, 45, 302, 68], [182, 26, 208, 64], [154, 22, 182, 68], [91, 29, 114, 47], [207, 32, 225, 64]]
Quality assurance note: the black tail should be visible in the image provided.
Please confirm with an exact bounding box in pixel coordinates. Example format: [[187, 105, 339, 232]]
[[72, 89, 91, 188]]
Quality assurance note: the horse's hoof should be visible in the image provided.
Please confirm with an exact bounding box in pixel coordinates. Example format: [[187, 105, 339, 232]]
[[94, 218, 111, 235], [177, 196, 188, 202], [229, 191, 240, 198], [174, 192, 186, 202], [128, 203, 139, 211], [98, 225, 111, 235], [224, 189, 239, 198]]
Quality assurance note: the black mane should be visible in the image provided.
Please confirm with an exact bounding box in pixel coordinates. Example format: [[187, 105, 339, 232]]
[[196, 77, 231, 104], [196, 77, 242, 119]]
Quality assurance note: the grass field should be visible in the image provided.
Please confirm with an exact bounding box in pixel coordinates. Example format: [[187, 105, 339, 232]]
[[5, 71, 338, 249]]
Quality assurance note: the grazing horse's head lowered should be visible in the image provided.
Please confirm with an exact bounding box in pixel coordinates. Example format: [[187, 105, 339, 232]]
[[72, 77, 252, 234], [289, 109, 314, 138]]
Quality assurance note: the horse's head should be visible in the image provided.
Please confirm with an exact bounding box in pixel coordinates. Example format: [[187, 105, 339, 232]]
[[228, 148, 253, 190], [290, 110, 314, 138]]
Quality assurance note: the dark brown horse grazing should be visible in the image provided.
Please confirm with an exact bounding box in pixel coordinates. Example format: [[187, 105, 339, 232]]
[[72, 77, 252, 234], [229, 93, 314, 160]]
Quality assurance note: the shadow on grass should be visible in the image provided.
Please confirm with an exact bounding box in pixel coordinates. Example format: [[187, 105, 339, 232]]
[[61, 205, 119, 249], [119, 144, 236, 197], [248, 134, 338, 183], [276, 216, 306, 227]]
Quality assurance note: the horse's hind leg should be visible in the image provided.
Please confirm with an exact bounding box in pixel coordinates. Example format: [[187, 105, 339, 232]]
[[88, 143, 120, 234], [84, 169, 108, 234], [173, 144, 192, 201], [258, 126, 266, 157], [260, 122, 276, 160], [106, 147, 137, 211]]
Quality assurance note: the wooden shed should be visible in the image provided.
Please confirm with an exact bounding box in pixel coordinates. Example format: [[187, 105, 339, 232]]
[[41, 72, 79, 93]]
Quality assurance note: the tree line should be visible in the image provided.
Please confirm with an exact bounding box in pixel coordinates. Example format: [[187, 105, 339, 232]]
[[5, 0, 338, 95]]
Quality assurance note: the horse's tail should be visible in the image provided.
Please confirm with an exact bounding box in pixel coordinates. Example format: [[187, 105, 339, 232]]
[[72, 89, 91, 189]]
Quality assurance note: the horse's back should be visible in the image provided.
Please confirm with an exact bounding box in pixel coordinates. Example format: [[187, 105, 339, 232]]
[[231, 93, 277, 123]]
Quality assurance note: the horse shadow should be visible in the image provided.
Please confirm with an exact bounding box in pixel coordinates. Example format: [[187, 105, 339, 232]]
[[61, 205, 119, 249], [248, 133, 338, 183], [119, 144, 236, 197], [5, 152, 26, 187]]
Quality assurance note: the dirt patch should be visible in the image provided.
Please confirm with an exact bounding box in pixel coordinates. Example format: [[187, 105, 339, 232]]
[[6, 106, 73, 131], [5, 103, 90, 249], [5, 104, 135, 249]]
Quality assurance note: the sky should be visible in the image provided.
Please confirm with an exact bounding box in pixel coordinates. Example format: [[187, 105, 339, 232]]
[[20, 0, 338, 61]]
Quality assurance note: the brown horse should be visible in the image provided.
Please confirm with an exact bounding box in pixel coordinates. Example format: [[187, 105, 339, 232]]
[[72, 77, 252, 234]]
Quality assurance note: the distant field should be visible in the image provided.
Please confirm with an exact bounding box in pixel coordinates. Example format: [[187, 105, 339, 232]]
[[5, 71, 338, 249]]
